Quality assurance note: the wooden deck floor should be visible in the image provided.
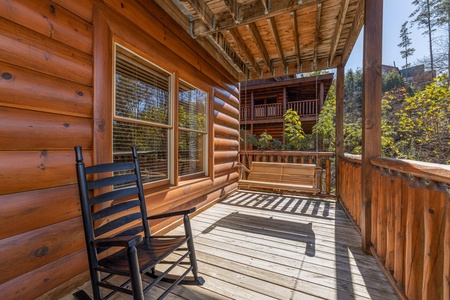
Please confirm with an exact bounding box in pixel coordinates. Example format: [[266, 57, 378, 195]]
[[66, 190, 398, 300]]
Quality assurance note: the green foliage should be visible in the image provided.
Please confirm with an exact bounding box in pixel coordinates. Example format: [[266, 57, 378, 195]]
[[395, 75, 450, 163], [312, 85, 336, 152], [382, 70, 406, 93], [240, 130, 282, 150], [283, 109, 305, 150]]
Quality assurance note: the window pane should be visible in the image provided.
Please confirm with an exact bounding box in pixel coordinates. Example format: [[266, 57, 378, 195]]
[[113, 120, 168, 183], [178, 82, 207, 131], [116, 52, 170, 125], [178, 131, 204, 176]]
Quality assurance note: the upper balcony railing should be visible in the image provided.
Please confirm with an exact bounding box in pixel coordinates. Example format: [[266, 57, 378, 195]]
[[240, 99, 318, 121]]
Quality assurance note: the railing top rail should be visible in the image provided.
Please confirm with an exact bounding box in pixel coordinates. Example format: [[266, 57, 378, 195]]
[[254, 103, 282, 107], [287, 99, 318, 103], [239, 150, 334, 157], [371, 156, 450, 184], [339, 153, 362, 164]]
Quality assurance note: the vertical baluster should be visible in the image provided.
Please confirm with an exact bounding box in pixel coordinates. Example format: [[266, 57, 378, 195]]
[[393, 178, 408, 286], [405, 185, 425, 299], [422, 189, 446, 300]]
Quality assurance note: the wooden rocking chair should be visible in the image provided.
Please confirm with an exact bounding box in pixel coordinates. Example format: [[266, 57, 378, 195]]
[[73, 146, 204, 300]]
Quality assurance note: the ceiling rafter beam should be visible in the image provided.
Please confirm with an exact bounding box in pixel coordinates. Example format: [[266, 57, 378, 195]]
[[290, 10, 301, 72], [260, 0, 271, 14], [329, 0, 351, 66], [192, 0, 322, 37], [205, 32, 249, 76], [224, 0, 239, 24], [184, 0, 215, 29], [313, 2, 322, 70], [247, 22, 274, 75], [267, 16, 287, 73], [341, 0, 364, 66], [228, 28, 262, 77]]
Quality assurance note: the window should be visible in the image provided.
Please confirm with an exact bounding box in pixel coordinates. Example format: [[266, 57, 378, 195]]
[[113, 44, 209, 186], [178, 81, 208, 177], [114, 45, 171, 185]]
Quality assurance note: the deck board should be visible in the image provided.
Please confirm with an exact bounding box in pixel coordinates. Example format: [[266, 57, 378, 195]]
[[67, 191, 398, 300]]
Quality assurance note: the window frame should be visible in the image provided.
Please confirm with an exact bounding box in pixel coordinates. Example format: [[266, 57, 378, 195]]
[[112, 43, 211, 188], [177, 79, 209, 181], [113, 43, 173, 188]]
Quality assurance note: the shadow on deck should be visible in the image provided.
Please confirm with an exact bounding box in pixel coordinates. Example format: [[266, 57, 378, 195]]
[[67, 190, 398, 300]]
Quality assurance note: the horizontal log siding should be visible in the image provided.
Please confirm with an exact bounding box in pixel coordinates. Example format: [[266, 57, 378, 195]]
[[0, 0, 239, 298], [0, 62, 93, 117]]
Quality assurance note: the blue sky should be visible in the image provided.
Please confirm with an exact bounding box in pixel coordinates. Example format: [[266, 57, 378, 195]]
[[346, 0, 430, 71]]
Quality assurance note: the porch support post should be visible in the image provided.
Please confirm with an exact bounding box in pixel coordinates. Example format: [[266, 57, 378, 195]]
[[283, 87, 287, 144], [361, 0, 383, 253], [335, 64, 344, 201]]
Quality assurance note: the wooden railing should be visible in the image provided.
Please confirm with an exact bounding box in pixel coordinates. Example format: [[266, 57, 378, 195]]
[[239, 150, 334, 195], [240, 99, 319, 121], [286, 99, 318, 116], [338, 154, 450, 300], [254, 103, 283, 119], [337, 154, 362, 227]]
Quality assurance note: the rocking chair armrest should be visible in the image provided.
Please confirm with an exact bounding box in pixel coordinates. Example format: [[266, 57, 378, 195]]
[[93, 235, 143, 248], [147, 207, 196, 220]]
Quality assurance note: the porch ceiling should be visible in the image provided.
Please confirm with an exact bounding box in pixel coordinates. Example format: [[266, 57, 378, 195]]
[[154, 0, 364, 80]]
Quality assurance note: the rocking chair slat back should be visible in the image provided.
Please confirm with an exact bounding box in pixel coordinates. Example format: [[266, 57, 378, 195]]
[[74, 146, 204, 300]]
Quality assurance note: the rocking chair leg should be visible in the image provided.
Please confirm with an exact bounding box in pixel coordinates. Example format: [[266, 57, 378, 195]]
[[184, 215, 205, 285], [128, 246, 145, 300], [73, 290, 92, 300]]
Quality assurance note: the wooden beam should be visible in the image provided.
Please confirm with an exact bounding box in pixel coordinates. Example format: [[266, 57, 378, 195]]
[[341, 0, 364, 66], [267, 16, 286, 73], [228, 28, 262, 77], [335, 64, 344, 200], [361, 0, 383, 254], [205, 32, 248, 76], [290, 10, 301, 72], [224, 0, 239, 24], [329, 0, 350, 66], [183, 0, 215, 29], [192, 0, 321, 37], [260, 0, 270, 14], [313, 3, 322, 69], [247, 22, 273, 75]]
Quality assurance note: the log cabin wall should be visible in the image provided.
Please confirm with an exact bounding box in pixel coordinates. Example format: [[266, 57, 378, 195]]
[[0, 0, 239, 298]]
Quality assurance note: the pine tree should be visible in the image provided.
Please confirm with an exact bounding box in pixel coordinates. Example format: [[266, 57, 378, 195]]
[[398, 21, 415, 68], [410, 0, 438, 73], [433, 0, 450, 76]]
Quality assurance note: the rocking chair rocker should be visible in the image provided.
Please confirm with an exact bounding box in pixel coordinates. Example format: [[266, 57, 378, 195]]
[[73, 146, 204, 300]]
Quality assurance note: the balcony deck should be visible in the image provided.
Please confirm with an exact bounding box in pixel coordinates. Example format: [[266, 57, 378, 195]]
[[66, 190, 398, 300]]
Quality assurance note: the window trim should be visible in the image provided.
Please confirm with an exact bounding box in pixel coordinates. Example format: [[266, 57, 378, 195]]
[[177, 78, 209, 181], [112, 43, 212, 187], [113, 43, 173, 188]]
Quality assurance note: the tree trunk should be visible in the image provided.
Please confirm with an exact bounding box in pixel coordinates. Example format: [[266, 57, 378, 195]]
[[426, 0, 434, 73]]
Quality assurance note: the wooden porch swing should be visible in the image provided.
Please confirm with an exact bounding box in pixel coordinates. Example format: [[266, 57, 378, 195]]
[[238, 66, 323, 195], [238, 161, 322, 195]]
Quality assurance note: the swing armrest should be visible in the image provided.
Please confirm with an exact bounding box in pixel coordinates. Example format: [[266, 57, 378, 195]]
[[237, 162, 251, 173]]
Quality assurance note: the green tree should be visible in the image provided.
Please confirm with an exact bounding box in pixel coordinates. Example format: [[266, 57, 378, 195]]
[[313, 85, 336, 152], [283, 109, 305, 150], [395, 75, 450, 163], [410, 0, 438, 72], [382, 70, 406, 93], [398, 21, 416, 69], [434, 0, 450, 76]]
